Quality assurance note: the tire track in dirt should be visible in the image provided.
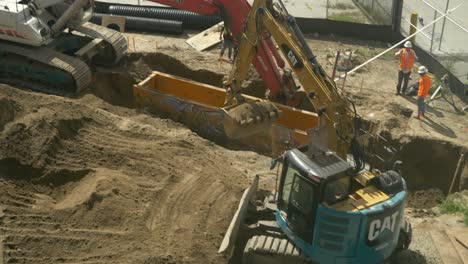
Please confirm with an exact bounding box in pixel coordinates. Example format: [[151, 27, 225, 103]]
[[0, 187, 125, 264], [0, 85, 273, 263]]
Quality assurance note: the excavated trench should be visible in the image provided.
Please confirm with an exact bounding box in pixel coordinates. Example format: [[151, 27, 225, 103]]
[[89, 52, 467, 196], [399, 138, 467, 194]]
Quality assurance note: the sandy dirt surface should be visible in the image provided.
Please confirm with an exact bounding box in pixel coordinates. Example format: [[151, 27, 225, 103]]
[[0, 84, 272, 264], [0, 29, 467, 264], [398, 189, 468, 264]]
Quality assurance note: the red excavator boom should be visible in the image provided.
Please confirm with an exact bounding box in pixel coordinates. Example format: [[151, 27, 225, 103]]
[[147, 0, 298, 105]]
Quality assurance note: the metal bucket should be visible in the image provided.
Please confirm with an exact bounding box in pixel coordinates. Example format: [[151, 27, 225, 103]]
[[222, 100, 280, 139]]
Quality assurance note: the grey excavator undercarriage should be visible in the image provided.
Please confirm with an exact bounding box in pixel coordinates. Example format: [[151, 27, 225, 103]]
[[0, 0, 127, 94]]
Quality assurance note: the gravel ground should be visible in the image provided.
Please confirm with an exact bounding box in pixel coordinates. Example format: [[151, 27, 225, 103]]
[[392, 228, 442, 264]]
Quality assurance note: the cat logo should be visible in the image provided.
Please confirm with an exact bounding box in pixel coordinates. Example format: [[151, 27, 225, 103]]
[[368, 212, 399, 241], [287, 50, 299, 66], [281, 44, 303, 69]]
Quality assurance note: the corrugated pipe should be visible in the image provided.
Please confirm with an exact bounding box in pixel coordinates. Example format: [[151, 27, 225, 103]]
[[91, 14, 183, 34], [94, 2, 109, 14], [108, 5, 221, 29]]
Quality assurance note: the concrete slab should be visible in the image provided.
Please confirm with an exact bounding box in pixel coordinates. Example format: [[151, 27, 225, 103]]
[[445, 228, 468, 263], [430, 229, 464, 264], [186, 22, 223, 51], [456, 234, 468, 249]]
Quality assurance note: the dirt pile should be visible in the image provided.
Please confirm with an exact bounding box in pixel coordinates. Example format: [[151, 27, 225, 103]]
[[0, 97, 19, 131], [0, 84, 270, 264], [407, 189, 445, 209]]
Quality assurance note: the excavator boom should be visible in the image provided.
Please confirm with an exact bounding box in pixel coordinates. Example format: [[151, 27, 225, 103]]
[[147, 0, 291, 103], [146, 0, 313, 139]]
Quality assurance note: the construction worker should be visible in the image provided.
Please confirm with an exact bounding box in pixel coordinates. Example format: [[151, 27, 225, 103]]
[[219, 25, 234, 62], [416, 66, 431, 119], [395, 41, 418, 95]]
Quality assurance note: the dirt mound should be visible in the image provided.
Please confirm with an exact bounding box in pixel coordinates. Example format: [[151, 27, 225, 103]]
[[0, 97, 20, 131], [0, 104, 91, 171], [0, 84, 270, 264], [407, 188, 445, 209]]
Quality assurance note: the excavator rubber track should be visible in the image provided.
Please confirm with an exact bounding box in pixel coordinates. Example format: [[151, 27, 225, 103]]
[[75, 22, 128, 65], [243, 235, 313, 264], [0, 42, 92, 95]]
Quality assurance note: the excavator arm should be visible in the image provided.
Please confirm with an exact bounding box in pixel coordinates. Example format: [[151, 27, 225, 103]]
[[226, 0, 354, 158], [146, 0, 356, 158], [146, 0, 300, 105]]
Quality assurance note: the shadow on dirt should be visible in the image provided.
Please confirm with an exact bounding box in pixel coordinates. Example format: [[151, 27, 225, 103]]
[[389, 249, 428, 264]]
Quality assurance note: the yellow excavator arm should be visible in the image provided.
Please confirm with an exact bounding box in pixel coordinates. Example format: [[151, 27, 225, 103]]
[[225, 0, 355, 159]]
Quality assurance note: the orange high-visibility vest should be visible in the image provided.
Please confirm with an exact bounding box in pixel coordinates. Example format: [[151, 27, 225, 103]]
[[399, 49, 416, 71], [418, 74, 431, 98]]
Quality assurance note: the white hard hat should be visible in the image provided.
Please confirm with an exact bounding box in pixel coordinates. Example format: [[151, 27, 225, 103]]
[[418, 66, 428, 74], [404, 41, 412, 48]]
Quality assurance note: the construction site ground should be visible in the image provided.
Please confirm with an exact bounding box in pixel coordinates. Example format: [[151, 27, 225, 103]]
[[0, 29, 467, 264]]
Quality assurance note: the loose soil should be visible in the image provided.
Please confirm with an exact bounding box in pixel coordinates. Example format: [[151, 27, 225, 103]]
[[0, 30, 467, 264], [0, 85, 270, 264]]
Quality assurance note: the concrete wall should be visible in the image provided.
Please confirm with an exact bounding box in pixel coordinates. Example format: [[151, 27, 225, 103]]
[[295, 17, 399, 41]]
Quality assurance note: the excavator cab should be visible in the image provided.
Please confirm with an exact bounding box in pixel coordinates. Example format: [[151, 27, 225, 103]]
[[265, 147, 411, 264], [221, 145, 411, 264], [276, 148, 351, 244]]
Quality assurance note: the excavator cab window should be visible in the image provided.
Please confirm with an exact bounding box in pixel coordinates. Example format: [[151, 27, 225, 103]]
[[278, 161, 318, 243]]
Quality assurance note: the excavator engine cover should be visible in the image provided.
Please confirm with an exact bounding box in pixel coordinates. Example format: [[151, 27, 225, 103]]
[[222, 100, 280, 139]]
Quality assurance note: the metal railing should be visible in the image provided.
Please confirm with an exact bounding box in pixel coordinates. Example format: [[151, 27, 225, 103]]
[[352, 0, 394, 25], [400, 0, 468, 85]]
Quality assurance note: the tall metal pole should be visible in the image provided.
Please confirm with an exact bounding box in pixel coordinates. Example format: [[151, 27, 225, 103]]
[[438, 0, 450, 51], [430, 10, 437, 54], [409, 12, 418, 43], [331, 51, 341, 80], [391, 0, 404, 32], [326, 0, 329, 19]]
